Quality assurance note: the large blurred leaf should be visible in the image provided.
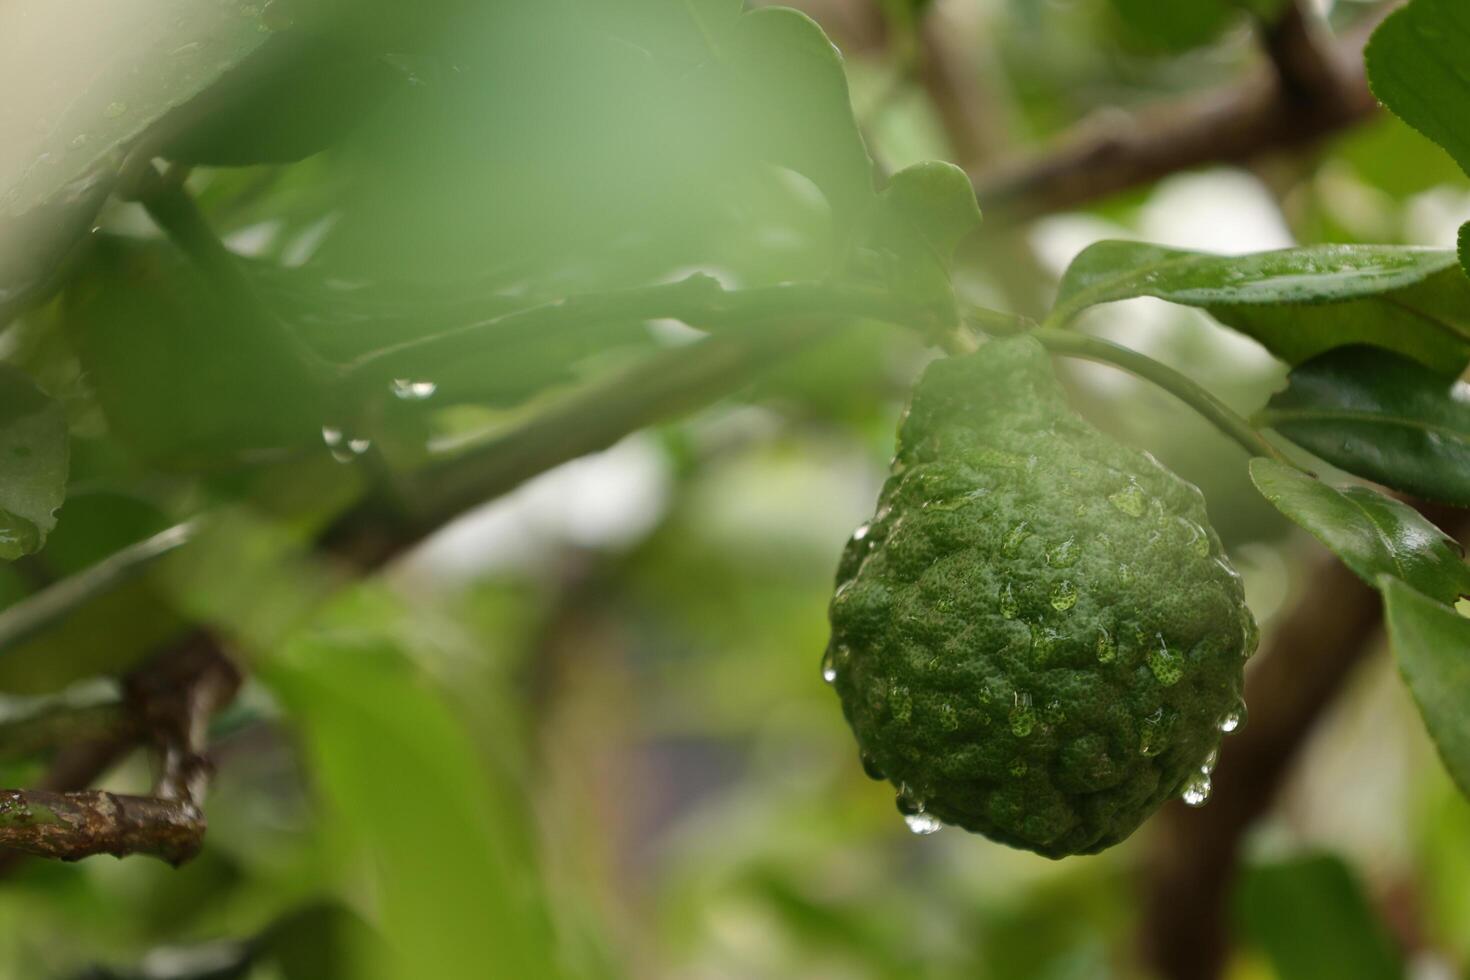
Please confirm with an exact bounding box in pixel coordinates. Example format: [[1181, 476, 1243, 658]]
[[1235, 852, 1404, 980], [263, 605, 564, 980], [1383, 577, 1470, 798], [63, 237, 322, 468], [0, 366, 69, 560], [0, 0, 275, 312], [1248, 458, 1470, 604], [1051, 242, 1470, 374], [321, 1, 875, 293], [1366, 0, 1470, 276], [1259, 346, 1470, 507]]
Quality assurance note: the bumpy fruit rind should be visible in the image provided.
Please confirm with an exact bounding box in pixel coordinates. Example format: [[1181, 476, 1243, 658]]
[[826, 337, 1256, 858]]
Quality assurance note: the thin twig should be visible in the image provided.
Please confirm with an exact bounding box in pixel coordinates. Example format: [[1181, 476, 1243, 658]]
[[0, 521, 199, 654]]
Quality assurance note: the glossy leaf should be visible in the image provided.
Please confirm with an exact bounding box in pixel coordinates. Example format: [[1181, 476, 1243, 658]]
[[1384, 577, 1470, 798], [1259, 346, 1470, 506], [1367, 0, 1470, 276], [1235, 853, 1404, 980], [1249, 458, 1470, 604], [0, 365, 69, 560], [264, 613, 564, 980], [1051, 242, 1470, 375]]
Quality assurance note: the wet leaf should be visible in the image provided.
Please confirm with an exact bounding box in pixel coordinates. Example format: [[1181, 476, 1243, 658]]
[[1249, 458, 1470, 604], [0, 365, 69, 560], [1259, 346, 1470, 506], [1052, 242, 1470, 375]]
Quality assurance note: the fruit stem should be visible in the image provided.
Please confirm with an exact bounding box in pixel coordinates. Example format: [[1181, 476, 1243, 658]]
[[1028, 328, 1292, 464]]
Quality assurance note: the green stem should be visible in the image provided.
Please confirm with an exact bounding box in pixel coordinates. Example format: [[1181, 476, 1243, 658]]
[[1028, 328, 1291, 464]]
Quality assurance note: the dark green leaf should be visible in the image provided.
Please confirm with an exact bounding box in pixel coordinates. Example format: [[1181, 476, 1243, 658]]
[[1383, 577, 1470, 799], [1249, 458, 1470, 603], [1051, 242, 1470, 375], [1367, 0, 1470, 277], [1259, 346, 1470, 506], [1235, 852, 1404, 980], [0, 365, 69, 559]]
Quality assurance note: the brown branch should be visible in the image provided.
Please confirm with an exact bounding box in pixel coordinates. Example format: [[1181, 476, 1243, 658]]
[[0, 634, 241, 870], [0, 790, 204, 865], [971, 4, 1384, 226], [1141, 505, 1469, 980]]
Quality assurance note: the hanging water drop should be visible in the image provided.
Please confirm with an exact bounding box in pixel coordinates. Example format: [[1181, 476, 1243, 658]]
[[391, 378, 438, 401], [1182, 772, 1212, 807], [820, 646, 837, 684]]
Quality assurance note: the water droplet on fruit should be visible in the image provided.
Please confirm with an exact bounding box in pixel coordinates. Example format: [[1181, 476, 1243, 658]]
[[1003, 521, 1031, 556], [1010, 692, 1036, 737], [1095, 627, 1116, 663], [904, 811, 943, 835], [1148, 636, 1184, 686], [1050, 580, 1078, 611], [1046, 537, 1080, 568], [999, 580, 1019, 619], [1009, 758, 1028, 777], [938, 702, 959, 731], [391, 378, 437, 400], [1201, 748, 1218, 774], [1182, 772, 1212, 807], [820, 646, 837, 684], [852, 522, 870, 543], [1139, 708, 1167, 757], [1220, 702, 1246, 733], [860, 753, 885, 780], [1108, 483, 1147, 517]]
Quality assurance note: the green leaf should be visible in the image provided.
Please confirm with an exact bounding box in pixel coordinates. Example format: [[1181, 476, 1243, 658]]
[[0, 366, 69, 560], [1259, 346, 1470, 506], [63, 237, 322, 468], [1235, 852, 1404, 980], [264, 610, 564, 980], [1105, 0, 1238, 52], [1367, 0, 1470, 277], [1248, 458, 1470, 604], [1383, 577, 1470, 798], [858, 161, 982, 326], [1051, 242, 1470, 375]]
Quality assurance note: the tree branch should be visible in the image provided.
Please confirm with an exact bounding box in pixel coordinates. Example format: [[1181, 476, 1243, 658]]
[[0, 634, 241, 869], [971, 4, 1384, 226]]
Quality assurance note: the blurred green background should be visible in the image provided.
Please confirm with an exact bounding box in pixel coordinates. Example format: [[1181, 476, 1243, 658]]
[[0, 0, 1467, 977]]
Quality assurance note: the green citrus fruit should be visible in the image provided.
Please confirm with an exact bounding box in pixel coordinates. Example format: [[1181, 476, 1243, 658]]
[[825, 336, 1256, 857]]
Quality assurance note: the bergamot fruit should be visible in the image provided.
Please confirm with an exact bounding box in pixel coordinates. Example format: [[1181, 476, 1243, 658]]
[[825, 336, 1256, 858]]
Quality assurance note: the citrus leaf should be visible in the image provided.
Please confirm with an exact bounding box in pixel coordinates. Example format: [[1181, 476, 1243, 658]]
[[1382, 576, 1470, 799], [1366, 0, 1470, 276], [1259, 346, 1470, 506], [264, 610, 564, 980], [0, 365, 69, 560], [1248, 458, 1470, 604], [1051, 242, 1470, 375], [1235, 853, 1404, 980]]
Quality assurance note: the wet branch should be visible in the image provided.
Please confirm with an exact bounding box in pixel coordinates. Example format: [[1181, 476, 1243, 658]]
[[0, 636, 241, 868]]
